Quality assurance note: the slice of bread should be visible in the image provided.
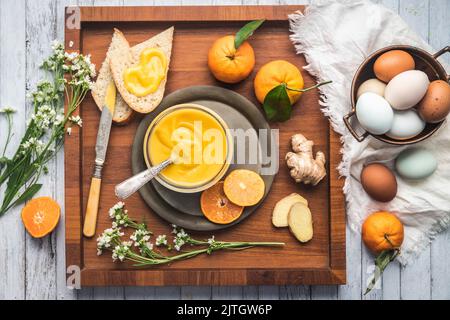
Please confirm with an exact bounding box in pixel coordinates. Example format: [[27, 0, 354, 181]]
[[109, 27, 174, 114], [91, 29, 133, 124]]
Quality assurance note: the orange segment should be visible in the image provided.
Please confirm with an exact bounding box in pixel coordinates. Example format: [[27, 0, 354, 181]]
[[201, 182, 244, 224], [223, 169, 265, 206], [21, 197, 61, 238]]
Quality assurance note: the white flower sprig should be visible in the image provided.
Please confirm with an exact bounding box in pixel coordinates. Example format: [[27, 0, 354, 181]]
[[0, 40, 96, 216], [96, 202, 285, 267]]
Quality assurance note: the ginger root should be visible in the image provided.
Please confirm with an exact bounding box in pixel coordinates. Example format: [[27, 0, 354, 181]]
[[285, 134, 326, 186]]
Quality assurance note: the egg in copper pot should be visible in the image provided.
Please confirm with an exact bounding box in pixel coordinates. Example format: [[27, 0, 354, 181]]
[[417, 80, 450, 123], [360, 163, 397, 202], [386, 109, 425, 140], [384, 70, 430, 110], [357, 78, 387, 98], [373, 50, 415, 83]]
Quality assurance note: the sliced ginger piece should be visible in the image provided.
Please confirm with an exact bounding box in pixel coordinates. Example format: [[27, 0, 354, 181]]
[[272, 193, 308, 227], [288, 202, 313, 243], [223, 169, 265, 206], [201, 182, 244, 224], [21, 197, 61, 238]]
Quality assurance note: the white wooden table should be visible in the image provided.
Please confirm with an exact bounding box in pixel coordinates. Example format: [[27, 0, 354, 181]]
[[0, 0, 448, 300]]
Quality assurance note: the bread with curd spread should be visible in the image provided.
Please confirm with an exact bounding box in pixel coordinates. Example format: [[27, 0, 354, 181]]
[[91, 29, 133, 124], [109, 27, 174, 114]]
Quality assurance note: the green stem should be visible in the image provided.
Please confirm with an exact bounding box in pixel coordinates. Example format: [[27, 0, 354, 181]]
[[2, 113, 13, 157], [286, 80, 332, 93], [130, 241, 284, 267]]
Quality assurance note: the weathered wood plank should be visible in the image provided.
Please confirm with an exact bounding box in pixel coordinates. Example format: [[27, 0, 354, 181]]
[[73, 0, 96, 302], [372, 0, 402, 301], [0, 0, 27, 300], [359, 1, 402, 302], [279, 286, 310, 300], [55, 0, 79, 300], [181, 286, 212, 300], [429, 0, 450, 300], [212, 286, 244, 300], [310, 286, 338, 300], [338, 227, 362, 299], [24, 0, 58, 300], [258, 286, 280, 300], [398, 0, 432, 300]]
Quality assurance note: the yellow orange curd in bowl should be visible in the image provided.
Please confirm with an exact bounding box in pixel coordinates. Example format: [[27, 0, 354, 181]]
[[147, 106, 229, 189]]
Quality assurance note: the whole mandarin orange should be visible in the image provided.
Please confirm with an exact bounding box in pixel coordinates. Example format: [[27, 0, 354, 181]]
[[254, 60, 304, 104], [207, 35, 255, 84], [362, 211, 404, 254]]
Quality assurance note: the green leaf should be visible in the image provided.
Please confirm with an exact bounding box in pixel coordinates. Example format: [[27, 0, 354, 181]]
[[262, 84, 292, 122], [234, 19, 265, 49], [14, 184, 42, 206], [364, 249, 399, 295]]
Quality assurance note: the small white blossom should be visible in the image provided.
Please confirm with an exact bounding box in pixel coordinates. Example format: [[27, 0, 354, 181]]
[[20, 137, 45, 155], [207, 236, 215, 245], [155, 234, 168, 246], [54, 114, 64, 126], [69, 115, 82, 127], [130, 229, 151, 247], [0, 106, 16, 114], [66, 127, 72, 135], [111, 241, 132, 262], [96, 227, 124, 255]]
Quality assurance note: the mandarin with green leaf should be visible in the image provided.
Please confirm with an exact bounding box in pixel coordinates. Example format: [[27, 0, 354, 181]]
[[208, 35, 255, 84], [254, 60, 304, 104]]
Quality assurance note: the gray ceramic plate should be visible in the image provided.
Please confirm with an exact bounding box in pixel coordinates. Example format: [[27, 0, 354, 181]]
[[132, 85, 276, 231]]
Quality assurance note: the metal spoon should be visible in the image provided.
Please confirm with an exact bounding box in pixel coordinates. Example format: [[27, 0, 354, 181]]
[[115, 158, 173, 200]]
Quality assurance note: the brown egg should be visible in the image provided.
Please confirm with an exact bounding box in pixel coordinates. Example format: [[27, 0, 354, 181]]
[[417, 80, 450, 123], [374, 50, 415, 83], [360, 163, 397, 202]]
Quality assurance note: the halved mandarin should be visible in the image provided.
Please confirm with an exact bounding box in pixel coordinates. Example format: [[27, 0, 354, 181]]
[[21, 197, 61, 238], [201, 182, 244, 224], [223, 169, 265, 206]]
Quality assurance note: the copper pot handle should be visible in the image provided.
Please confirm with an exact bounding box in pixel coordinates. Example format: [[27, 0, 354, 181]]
[[433, 46, 450, 82], [343, 110, 369, 142]]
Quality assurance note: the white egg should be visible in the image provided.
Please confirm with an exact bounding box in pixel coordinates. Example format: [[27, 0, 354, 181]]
[[356, 92, 394, 135], [386, 109, 425, 140], [357, 78, 387, 98], [384, 70, 430, 110]]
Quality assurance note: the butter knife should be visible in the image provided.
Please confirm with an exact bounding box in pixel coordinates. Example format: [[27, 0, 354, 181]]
[[83, 82, 116, 238]]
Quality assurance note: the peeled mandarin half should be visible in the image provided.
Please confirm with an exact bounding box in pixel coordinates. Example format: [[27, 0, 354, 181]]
[[201, 182, 244, 224], [223, 169, 265, 206], [21, 196, 61, 238]]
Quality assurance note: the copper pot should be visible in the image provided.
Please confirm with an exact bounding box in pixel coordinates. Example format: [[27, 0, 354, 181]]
[[344, 45, 450, 145]]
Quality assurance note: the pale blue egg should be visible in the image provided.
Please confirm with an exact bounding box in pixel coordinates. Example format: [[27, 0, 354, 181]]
[[356, 92, 394, 135], [395, 148, 437, 179]]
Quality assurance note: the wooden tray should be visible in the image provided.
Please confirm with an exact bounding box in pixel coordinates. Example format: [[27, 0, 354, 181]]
[[65, 5, 346, 286]]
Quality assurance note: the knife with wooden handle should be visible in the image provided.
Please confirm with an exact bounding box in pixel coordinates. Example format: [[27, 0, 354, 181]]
[[83, 82, 116, 238]]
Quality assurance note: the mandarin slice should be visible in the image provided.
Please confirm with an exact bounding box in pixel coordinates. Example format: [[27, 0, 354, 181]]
[[223, 169, 265, 206], [21, 197, 61, 238], [201, 182, 244, 224]]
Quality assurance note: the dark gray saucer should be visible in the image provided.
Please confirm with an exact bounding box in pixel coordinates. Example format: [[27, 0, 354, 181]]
[[132, 85, 275, 231]]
